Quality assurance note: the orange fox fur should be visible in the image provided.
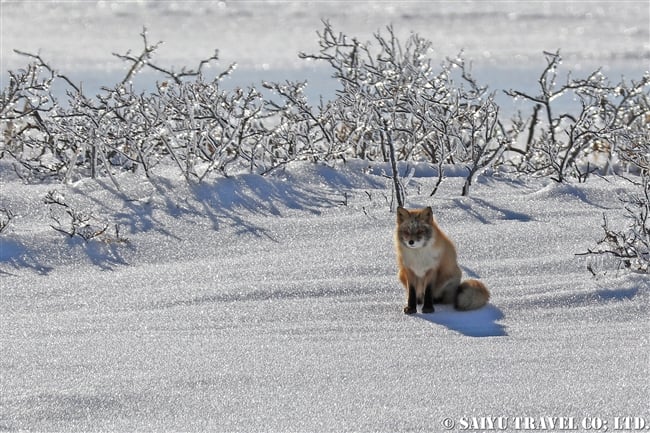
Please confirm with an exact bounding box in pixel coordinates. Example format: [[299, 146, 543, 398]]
[[395, 206, 490, 314]]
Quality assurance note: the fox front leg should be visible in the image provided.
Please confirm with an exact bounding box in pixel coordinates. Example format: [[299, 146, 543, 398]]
[[404, 283, 417, 314], [422, 282, 435, 314]]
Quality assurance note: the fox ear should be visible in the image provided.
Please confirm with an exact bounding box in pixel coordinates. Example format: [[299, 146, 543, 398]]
[[396, 206, 410, 223], [421, 206, 433, 221]]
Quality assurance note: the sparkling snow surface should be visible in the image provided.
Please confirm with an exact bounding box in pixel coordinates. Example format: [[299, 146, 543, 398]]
[[2, 162, 649, 431], [1, 1, 649, 431]]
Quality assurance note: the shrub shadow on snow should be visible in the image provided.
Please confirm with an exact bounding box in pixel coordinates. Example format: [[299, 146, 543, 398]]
[[78, 173, 337, 240], [147, 283, 375, 310], [0, 237, 53, 275], [567, 287, 640, 306], [13, 391, 137, 426], [510, 287, 641, 310], [529, 183, 616, 210], [73, 178, 182, 240], [453, 197, 532, 224], [69, 162, 380, 242], [595, 287, 639, 301], [415, 304, 507, 337], [190, 172, 344, 236], [66, 237, 133, 271], [199, 174, 332, 215]]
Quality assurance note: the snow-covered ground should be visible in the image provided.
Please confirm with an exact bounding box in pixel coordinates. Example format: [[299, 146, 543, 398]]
[[2, 160, 649, 431], [1, 1, 649, 432]]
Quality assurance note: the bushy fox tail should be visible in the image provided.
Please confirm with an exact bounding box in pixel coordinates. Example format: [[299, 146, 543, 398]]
[[455, 279, 490, 311]]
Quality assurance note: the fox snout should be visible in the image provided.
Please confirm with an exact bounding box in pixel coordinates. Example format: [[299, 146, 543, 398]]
[[400, 235, 429, 249]]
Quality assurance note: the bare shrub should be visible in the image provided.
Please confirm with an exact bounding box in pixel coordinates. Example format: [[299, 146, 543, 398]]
[[298, 21, 513, 196], [44, 190, 127, 243], [2, 26, 648, 206], [582, 180, 649, 274], [0, 208, 14, 234], [1, 52, 69, 180], [506, 51, 650, 182]]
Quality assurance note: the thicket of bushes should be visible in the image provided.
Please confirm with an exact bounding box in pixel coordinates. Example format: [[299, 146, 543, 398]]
[[1, 23, 649, 271]]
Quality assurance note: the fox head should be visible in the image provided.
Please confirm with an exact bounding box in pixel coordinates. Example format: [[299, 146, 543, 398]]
[[396, 206, 435, 249]]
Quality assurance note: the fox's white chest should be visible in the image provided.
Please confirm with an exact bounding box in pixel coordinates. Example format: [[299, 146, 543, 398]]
[[401, 241, 442, 277]]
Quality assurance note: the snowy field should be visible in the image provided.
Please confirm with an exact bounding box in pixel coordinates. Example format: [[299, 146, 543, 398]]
[[2, 1, 650, 432], [2, 161, 649, 432]]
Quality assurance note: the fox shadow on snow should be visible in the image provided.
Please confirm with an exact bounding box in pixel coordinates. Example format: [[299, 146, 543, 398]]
[[415, 303, 507, 337]]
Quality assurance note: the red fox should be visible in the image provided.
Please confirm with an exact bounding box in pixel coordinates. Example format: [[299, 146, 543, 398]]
[[395, 206, 490, 314]]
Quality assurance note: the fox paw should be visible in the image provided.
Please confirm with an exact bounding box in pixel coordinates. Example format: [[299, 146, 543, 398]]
[[403, 305, 417, 315], [421, 305, 435, 314]]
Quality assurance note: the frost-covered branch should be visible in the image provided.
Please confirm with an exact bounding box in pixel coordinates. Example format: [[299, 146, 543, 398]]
[[581, 187, 650, 274], [0, 208, 14, 234], [2, 25, 648, 206], [112, 27, 231, 85], [44, 190, 128, 243], [505, 51, 650, 182]]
